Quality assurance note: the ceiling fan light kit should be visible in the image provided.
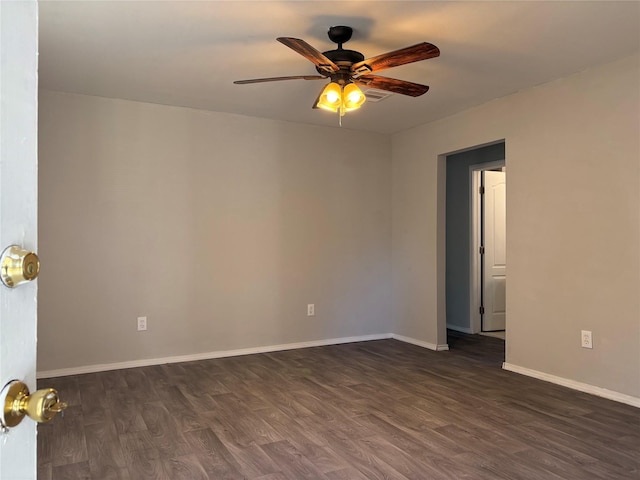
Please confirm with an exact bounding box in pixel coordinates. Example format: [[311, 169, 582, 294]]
[[316, 81, 366, 116], [234, 25, 439, 125]]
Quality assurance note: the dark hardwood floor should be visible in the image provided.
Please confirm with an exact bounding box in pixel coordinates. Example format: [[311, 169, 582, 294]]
[[38, 332, 639, 479]]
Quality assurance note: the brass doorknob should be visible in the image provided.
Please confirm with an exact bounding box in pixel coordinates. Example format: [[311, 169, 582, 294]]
[[0, 245, 40, 288], [0, 381, 67, 428]]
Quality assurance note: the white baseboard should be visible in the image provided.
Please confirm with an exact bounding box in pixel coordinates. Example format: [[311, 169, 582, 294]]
[[503, 362, 640, 408], [392, 333, 449, 351], [41, 336, 637, 409], [37, 332, 451, 378], [446, 324, 474, 334], [37, 333, 392, 379]]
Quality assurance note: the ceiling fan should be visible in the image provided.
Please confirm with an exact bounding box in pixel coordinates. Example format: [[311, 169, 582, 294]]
[[234, 26, 440, 119]]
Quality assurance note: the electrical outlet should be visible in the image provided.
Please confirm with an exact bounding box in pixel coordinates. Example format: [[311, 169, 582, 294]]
[[307, 304, 315, 316], [581, 330, 592, 349], [137, 316, 147, 331]]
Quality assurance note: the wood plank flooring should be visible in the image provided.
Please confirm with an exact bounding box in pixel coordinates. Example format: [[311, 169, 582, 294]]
[[37, 332, 640, 479]]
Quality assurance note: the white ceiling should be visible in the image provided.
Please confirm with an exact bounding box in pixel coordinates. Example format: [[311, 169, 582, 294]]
[[39, 1, 640, 134]]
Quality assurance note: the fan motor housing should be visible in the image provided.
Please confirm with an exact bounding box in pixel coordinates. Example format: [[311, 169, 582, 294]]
[[316, 49, 365, 76], [323, 49, 364, 64]]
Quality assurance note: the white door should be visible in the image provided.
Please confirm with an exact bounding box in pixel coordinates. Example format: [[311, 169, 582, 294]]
[[482, 170, 506, 331], [0, 2, 39, 479]]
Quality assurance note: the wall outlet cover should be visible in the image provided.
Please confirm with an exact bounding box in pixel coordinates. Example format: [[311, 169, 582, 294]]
[[137, 316, 147, 331]]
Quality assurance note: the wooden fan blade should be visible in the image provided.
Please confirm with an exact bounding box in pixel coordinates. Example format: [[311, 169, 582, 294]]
[[352, 42, 440, 75], [355, 75, 430, 97], [234, 75, 326, 85], [277, 37, 339, 74]]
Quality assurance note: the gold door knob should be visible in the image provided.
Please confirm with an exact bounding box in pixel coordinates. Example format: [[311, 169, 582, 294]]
[[0, 245, 40, 288], [0, 381, 67, 428]]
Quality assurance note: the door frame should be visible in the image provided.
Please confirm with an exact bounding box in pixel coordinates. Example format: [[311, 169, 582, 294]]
[[469, 160, 505, 334]]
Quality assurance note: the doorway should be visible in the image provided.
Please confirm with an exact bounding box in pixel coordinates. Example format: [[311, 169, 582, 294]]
[[445, 142, 505, 341]]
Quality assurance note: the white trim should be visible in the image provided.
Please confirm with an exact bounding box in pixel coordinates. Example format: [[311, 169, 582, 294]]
[[503, 362, 640, 408], [37, 334, 392, 379], [37, 333, 451, 378], [446, 324, 474, 334], [392, 334, 449, 351], [37, 335, 638, 408]]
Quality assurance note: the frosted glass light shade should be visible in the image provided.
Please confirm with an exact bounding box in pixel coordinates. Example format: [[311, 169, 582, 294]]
[[316, 82, 342, 112], [343, 83, 366, 111]]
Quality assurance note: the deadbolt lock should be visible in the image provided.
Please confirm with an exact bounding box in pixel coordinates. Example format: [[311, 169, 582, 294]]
[[0, 245, 40, 288], [0, 380, 67, 428]]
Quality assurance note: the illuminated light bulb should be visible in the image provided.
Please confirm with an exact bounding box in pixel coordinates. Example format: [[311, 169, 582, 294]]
[[342, 83, 366, 112], [326, 91, 340, 103], [316, 82, 342, 112]]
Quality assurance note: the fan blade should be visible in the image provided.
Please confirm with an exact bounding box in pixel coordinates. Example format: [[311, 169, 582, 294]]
[[277, 37, 339, 74], [355, 75, 430, 97], [352, 42, 440, 75], [234, 75, 326, 85]]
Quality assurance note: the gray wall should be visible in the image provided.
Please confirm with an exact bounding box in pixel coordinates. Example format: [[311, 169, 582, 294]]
[[446, 143, 505, 332], [392, 54, 639, 399], [38, 55, 640, 403], [38, 90, 392, 372]]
